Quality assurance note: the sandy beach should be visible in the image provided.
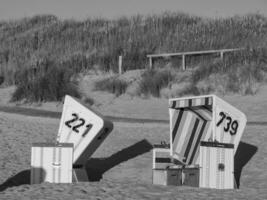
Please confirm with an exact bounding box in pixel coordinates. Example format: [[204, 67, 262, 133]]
[[0, 85, 267, 199]]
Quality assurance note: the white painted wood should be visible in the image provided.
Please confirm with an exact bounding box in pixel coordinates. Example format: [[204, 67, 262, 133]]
[[199, 142, 234, 189], [31, 143, 73, 184], [57, 95, 113, 165]]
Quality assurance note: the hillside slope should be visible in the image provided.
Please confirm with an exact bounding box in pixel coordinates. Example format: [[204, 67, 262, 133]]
[[0, 13, 267, 84]]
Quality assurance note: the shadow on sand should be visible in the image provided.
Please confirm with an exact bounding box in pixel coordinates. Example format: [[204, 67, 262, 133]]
[[0, 140, 254, 190], [86, 139, 153, 181], [234, 141, 258, 188], [0, 168, 46, 192], [0, 140, 152, 191], [0, 170, 31, 192]]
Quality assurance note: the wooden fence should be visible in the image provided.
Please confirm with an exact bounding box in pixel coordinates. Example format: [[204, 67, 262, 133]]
[[147, 48, 244, 70]]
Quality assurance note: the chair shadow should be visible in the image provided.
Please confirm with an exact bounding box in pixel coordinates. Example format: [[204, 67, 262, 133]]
[[234, 141, 258, 188], [0, 168, 46, 192], [0, 140, 253, 189], [85, 139, 153, 181], [0, 170, 31, 192], [0, 140, 153, 189]]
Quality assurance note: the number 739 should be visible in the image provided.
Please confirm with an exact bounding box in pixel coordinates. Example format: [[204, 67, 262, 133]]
[[216, 111, 238, 135]]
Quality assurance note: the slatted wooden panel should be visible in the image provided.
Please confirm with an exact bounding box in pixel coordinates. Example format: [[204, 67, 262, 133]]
[[31, 143, 73, 184]]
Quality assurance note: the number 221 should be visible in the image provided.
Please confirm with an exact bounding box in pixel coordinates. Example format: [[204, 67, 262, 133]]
[[64, 113, 93, 137]]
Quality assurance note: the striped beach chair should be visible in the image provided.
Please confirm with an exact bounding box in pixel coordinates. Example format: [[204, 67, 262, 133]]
[[169, 95, 246, 166]]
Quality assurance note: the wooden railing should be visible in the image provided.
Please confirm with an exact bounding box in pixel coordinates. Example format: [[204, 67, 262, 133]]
[[147, 48, 244, 70]]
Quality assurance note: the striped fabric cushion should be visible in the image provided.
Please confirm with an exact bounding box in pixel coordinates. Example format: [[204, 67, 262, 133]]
[[170, 106, 213, 165], [153, 147, 172, 169]]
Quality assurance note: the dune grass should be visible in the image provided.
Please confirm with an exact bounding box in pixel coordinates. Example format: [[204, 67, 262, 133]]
[[188, 47, 267, 95], [0, 13, 266, 100], [11, 60, 80, 102], [0, 13, 266, 83], [133, 47, 267, 98]]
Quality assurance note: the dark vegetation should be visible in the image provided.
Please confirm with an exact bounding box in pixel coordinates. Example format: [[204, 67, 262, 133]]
[[94, 76, 129, 97], [137, 69, 174, 97], [0, 13, 266, 100], [11, 60, 80, 102]]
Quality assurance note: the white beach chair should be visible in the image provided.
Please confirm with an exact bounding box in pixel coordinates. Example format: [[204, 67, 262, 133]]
[[56, 95, 113, 182]]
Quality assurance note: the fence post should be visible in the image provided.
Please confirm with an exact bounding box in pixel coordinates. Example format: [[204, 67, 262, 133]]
[[148, 57, 153, 69], [119, 55, 122, 75], [220, 51, 224, 60], [182, 54, 186, 70]]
